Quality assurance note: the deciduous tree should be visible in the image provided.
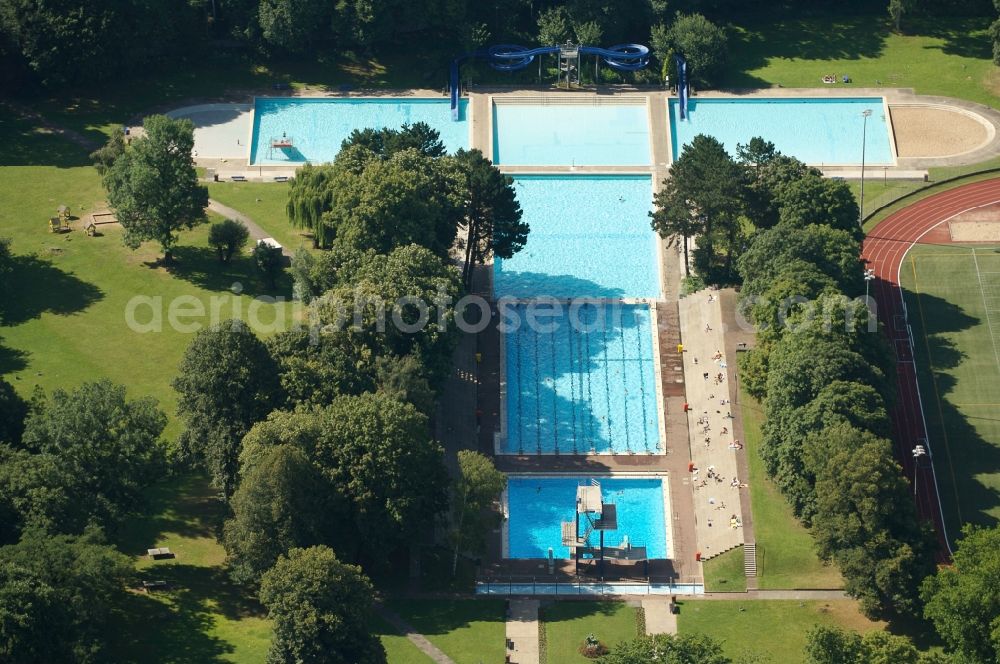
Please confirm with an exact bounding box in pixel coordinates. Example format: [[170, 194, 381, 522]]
[[208, 219, 250, 263], [259, 546, 386, 664], [103, 115, 208, 263], [224, 445, 341, 585], [777, 173, 862, 241], [664, 13, 728, 87], [449, 451, 505, 575], [922, 524, 1000, 664], [597, 632, 731, 664], [0, 528, 132, 663], [17, 380, 166, 534], [173, 320, 282, 497]]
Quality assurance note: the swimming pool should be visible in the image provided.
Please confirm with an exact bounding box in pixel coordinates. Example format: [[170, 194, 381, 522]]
[[503, 303, 660, 455], [494, 175, 659, 299], [249, 98, 469, 165], [506, 476, 668, 559], [492, 102, 650, 165], [670, 97, 894, 165]]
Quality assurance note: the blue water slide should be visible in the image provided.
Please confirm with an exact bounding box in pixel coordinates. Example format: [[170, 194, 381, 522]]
[[674, 54, 689, 120], [488, 44, 560, 71], [449, 43, 650, 120], [579, 44, 650, 71]]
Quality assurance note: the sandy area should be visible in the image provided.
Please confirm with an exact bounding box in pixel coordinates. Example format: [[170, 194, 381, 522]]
[[949, 220, 1000, 242], [890, 106, 989, 158]]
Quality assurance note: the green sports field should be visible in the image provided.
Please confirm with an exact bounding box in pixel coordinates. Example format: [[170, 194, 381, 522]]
[[900, 244, 1000, 534]]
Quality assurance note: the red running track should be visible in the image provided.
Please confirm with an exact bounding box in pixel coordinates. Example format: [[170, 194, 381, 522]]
[[863, 177, 1000, 560]]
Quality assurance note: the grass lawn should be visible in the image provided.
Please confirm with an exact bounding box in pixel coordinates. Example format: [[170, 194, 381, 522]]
[[108, 473, 272, 662], [703, 545, 747, 592], [0, 117, 297, 440], [899, 244, 1000, 533], [678, 599, 884, 663], [542, 601, 639, 664], [206, 181, 316, 254], [373, 616, 434, 664], [725, 14, 999, 108], [386, 599, 506, 664], [739, 386, 844, 589]]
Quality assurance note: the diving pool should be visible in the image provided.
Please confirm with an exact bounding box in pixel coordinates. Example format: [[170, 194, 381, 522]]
[[506, 476, 668, 559], [494, 175, 659, 299], [249, 97, 469, 165], [503, 303, 660, 455], [492, 102, 650, 165], [670, 97, 895, 165]]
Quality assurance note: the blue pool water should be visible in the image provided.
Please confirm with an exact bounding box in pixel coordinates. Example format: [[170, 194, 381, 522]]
[[507, 477, 668, 559], [493, 103, 650, 165], [670, 97, 894, 165], [249, 98, 469, 165], [494, 176, 659, 299], [504, 303, 659, 455]]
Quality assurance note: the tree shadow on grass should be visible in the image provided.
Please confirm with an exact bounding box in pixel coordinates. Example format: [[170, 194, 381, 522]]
[[113, 474, 226, 558], [0, 113, 92, 168], [387, 598, 505, 638], [722, 13, 890, 88], [542, 600, 627, 622], [903, 290, 1000, 536], [0, 340, 29, 374], [165, 245, 293, 299], [110, 587, 237, 664], [0, 254, 104, 326], [908, 16, 993, 60]]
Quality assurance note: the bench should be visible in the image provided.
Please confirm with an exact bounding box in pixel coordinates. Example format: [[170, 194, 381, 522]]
[[142, 580, 169, 591], [147, 547, 175, 560], [230, 175, 247, 182], [273, 176, 289, 182]]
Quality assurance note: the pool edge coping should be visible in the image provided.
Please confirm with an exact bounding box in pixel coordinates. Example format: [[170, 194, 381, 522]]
[[503, 472, 672, 561]]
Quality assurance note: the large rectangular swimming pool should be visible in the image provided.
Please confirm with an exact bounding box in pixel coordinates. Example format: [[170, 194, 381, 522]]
[[670, 97, 894, 165], [494, 175, 659, 300], [492, 102, 650, 166], [249, 97, 469, 165], [503, 303, 660, 455], [507, 476, 668, 559]]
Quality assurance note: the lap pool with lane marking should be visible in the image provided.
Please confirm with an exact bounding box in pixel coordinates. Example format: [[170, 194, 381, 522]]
[[503, 303, 660, 455], [506, 476, 669, 559], [670, 97, 895, 165], [249, 97, 469, 165], [494, 175, 660, 300]]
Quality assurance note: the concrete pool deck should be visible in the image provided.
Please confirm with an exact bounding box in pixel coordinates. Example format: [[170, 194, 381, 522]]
[[175, 86, 1000, 180]]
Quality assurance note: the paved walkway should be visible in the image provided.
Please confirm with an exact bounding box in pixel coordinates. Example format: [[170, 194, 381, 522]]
[[641, 598, 677, 635], [677, 290, 746, 560], [506, 599, 540, 664], [693, 590, 848, 601], [376, 606, 456, 664], [206, 199, 292, 258]]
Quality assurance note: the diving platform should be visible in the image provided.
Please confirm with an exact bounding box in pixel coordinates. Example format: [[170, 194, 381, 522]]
[[560, 480, 648, 575]]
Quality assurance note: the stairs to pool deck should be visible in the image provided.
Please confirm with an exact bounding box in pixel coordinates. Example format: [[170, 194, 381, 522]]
[[654, 301, 685, 398], [744, 543, 758, 577]]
